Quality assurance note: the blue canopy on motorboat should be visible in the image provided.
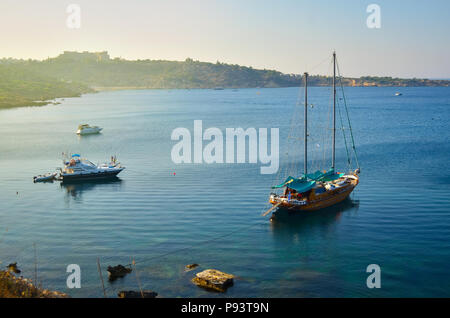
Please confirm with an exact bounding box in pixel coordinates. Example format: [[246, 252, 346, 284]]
[[72, 154, 81, 157]]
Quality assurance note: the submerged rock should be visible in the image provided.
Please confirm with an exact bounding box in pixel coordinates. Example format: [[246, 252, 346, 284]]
[[185, 263, 199, 271], [118, 290, 158, 298], [7, 263, 21, 274], [192, 269, 234, 292], [107, 265, 132, 281]]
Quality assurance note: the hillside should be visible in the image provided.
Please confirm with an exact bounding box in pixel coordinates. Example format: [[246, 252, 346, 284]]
[[20, 51, 303, 89], [0, 62, 93, 109], [8, 51, 450, 90], [0, 51, 449, 108]]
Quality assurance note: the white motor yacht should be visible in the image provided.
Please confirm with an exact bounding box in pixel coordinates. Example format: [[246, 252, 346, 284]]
[[76, 124, 102, 135], [60, 154, 124, 181]]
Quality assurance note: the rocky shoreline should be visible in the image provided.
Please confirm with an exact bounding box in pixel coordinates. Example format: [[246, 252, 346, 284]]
[[1, 262, 235, 298], [0, 270, 68, 298]]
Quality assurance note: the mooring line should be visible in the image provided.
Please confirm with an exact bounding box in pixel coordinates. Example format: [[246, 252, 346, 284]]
[[101, 219, 266, 269]]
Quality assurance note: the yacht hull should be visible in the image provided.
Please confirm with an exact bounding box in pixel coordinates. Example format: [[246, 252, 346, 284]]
[[76, 128, 102, 135], [269, 176, 359, 212], [61, 169, 123, 182], [285, 185, 355, 211]]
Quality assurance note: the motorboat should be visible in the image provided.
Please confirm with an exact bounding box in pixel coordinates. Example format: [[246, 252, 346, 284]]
[[60, 154, 124, 181], [33, 172, 57, 183], [76, 124, 102, 135]]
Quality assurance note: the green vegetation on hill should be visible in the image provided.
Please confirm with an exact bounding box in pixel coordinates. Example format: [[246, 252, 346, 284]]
[[21, 51, 303, 89], [27, 51, 450, 89], [0, 62, 93, 109], [0, 51, 449, 109]]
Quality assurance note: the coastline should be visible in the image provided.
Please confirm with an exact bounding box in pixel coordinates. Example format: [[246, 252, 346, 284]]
[[0, 93, 90, 111], [0, 270, 68, 298], [2, 51, 448, 111], [2, 85, 449, 111]]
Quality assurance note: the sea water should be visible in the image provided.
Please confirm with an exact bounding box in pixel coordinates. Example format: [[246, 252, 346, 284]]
[[0, 87, 449, 297]]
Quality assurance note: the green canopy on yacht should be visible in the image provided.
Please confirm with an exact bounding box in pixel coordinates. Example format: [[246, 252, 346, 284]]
[[272, 176, 316, 193], [320, 172, 344, 182], [301, 168, 344, 182], [272, 176, 296, 189], [272, 169, 344, 193]]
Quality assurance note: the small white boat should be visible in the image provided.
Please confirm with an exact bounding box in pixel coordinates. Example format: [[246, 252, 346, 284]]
[[33, 172, 57, 183], [76, 124, 102, 135], [395, 92, 402, 96]]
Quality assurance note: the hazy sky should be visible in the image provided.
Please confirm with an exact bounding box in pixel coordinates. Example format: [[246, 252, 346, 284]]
[[0, 0, 449, 78]]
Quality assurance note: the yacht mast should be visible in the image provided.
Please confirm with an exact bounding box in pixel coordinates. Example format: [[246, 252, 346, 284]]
[[304, 72, 308, 175], [332, 51, 336, 169]]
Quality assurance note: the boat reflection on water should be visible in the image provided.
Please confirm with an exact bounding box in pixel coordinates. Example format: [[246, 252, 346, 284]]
[[76, 133, 103, 142], [60, 178, 123, 202], [269, 197, 360, 234]]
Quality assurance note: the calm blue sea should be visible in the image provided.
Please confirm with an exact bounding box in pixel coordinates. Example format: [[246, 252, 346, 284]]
[[0, 87, 449, 297]]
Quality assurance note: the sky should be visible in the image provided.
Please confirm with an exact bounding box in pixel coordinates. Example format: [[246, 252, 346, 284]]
[[0, 0, 449, 78]]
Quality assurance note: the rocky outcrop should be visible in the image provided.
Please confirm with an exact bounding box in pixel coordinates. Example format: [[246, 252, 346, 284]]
[[191, 269, 234, 292], [185, 263, 199, 271], [0, 270, 68, 298], [107, 264, 132, 281], [118, 290, 158, 298], [7, 263, 21, 274]]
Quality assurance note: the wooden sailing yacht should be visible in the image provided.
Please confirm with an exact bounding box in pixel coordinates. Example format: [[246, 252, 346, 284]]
[[263, 52, 360, 217]]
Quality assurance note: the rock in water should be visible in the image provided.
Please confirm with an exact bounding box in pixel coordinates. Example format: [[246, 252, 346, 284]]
[[7, 262, 21, 274], [107, 265, 132, 281], [118, 290, 158, 298], [192, 269, 234, 292], [185, 263, 199, 271]]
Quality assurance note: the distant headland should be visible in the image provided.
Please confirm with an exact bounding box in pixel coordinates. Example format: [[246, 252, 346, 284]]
[[1, 51, 449, 109]]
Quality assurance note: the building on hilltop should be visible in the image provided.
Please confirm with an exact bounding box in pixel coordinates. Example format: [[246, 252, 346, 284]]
[[58, 51, 110, 62]]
